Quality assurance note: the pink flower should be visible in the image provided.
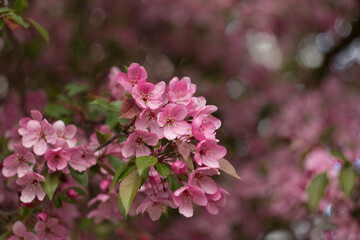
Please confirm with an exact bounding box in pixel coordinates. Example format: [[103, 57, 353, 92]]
[[8, 221, 38, 240], [135, 108, 164, 138], [117, 63, 147, 93], [172, 185, 208, 217], [16, 172, 46, 203], [192, 115, 217, 141], [36, 212, 49, 222], [67, 188, 78, 199], [157, 104, 190, 140], [188, 167, 219, 194], [53, 120, 77, 148], [34, 217, 68, 240], [168, 77, 196, 105], [194, 105, 221, 129], [136, 196, 176, 221], [194, 139, 226, 168], [67, 148, 89, 172], [18, 110, 57, 155], [2, 144, 35, 177], [172, 160, 187, 175], [108, 66, 125, 100], [186, 97, 206, 117], [122, 130, 158, 158], [132, 81, 166, 109], [205, 188, 230, 215], [44, 148, 71, 171], [88, 193, 122, 223]]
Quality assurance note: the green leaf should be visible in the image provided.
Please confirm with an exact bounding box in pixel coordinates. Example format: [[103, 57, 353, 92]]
[[53, 196, 62, 208], [59, 194, 76, 204], [0, 230, 11, 240], [109, 162, 127, 193], [330, 149, 349, 162], [28, 18, 49, 43], [41, 173, 59, 201], [136, 156, 158, 176], [155, 163, 170, 178], [218, 158, 242, 180], [339, 162, 357, 198], [13, 0, 23, 15], [119, 170, 141, 215], [95, 129, 111, 145], [167, 175, 181, 192], [69, 166, 88, 187], [140, 167, 150, 185], [44, 103, 71, 118], [105, 112, 120, 129], [64, 83, 89, 97], [90, 99, 122, 112], [106, 155, 124, 170], [118, 165, 136, 182], [0, 8, 11, 14], [117, 190, 127, 219], [307, 172, 329, 212], [6, 12, 29, 28]]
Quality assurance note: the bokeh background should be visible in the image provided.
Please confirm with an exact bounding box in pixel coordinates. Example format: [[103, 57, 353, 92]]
[[1, 0, 360, 239]]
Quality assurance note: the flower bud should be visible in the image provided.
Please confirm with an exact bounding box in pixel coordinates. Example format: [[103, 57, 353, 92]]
[[172, 160, 187, 175], [67, 188, 78, 199], [100, 179, 111, 192], [36, 212, 49, 222]]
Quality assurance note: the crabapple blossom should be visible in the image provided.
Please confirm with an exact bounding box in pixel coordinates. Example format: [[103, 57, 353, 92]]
[[132, 81, 166, 109], [67, 188, 78, 199], [16, 172, 46, 203], [34, 217, 68, 240], [135, 108, 164, 138], [52, 120, 77, 148], [2, 144, 35, 177], [44, 147, 71, 171], [36, 212, 49, 222], [117, 63, 147, 93], [168, 77, 196, 105], [194, 139, 227, 168], [122, 129, 159, 157], [172, 160, 187, 175], [188, 167, 220, 194], [205, 188, 230, 215], [157, 103, 190, 140], [8, 221, 39, 240], [172, 186, 208, 217], [192, 115, 217, 141], [136, 196, 176, 221]]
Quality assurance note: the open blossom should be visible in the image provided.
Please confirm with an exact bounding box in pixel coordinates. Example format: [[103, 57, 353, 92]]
[[34, 217, 68, 240], [53, 120, 77, 148], [132, 81, 166, 109], [172, 185, 208, 217], [8, 221, 39, 240], [2, 144, 35, 177], [192, 115, 217, 141], [205, 188, 230, 215], [172, 160, 187, 175], [18, 110, 57, 155], [16, 172, 46, 203], [168, 77, 196, 105], [122, 130, 158, 157], [44, 147, 71, 171], [135, 108, 164, 138], [157, 104, 190, 140], [186, 97, 206, 117], [117, 63, 147, 93], [188, 167, 220, 194], [194, 139, 226, 168], [194, 105, 221, 129], [88, 193, 122, 223], [136, 196, 176, 221]]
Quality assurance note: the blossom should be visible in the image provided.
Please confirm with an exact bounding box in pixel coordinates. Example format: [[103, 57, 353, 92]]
[[18, 110, 57, 155], [53, 120, 77, 148], [136, 196, 176, 221], [117, 63, 147, 93], [2, 144, 35, 177], [44, 147, 71, 171], [192, 115, 217, 141], [88, 193, 122, 223], [16, 172, 46, 203], [135, 108, 164, 138], [8, 221, 39, 240], [188, 167, 219, 194], [205, 188, 230, 215], [172, 160, 187, 175], [122, 130, 158, 157], [157, 104, 190, 140], [132, 81, 166, 109], [194, 139, 226, 168], [34, 217, 68, 240], [172, 185, 208, 217], [168, 77, 196, 105]]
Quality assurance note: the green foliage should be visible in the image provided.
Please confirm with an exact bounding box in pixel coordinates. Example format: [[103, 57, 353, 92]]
[[119, 170, 141, 215], [42, 172, 59, 201], [307, 172, 329, 212], [339, 162, 357, 198], [5, 11, 29, 28], [44, 103, 71, 118], [90, 99, 122, 112], [109, 161, 127, 193], [67, 187, 86, 196], [28, 18, 49, 43], [135, 156, 158, 176], [95, 129, 111, 145], [218, 158, 242, 180], [64, 83, 89, 97], [106, 155, 123, 169], [69, 166, 88, 187], [167, 174, 181, 192], [330, 148, 349, 162], [155, 163, 170, 178]]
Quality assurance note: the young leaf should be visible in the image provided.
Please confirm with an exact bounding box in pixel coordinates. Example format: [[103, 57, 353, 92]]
[[13, 0, 23, 15], [69, 166, 88, 187], [6, 12, 29, 28], [28, 18, 49, 43], [307, 172, 329, 212], [90, 99, 122, 112], [155, 163, 170, 178], [339, 162, 357, 198], [0, 8, 11, 14], [106, 155, 124, 170], [95, 129, 111, 145], [41, 173, 59, 201], [119, 97, 142, 119], [136, 156, 158, 176], [218, 158, 242, 180], [167, 174, 181, 192], [118, 165, 136, 182], [109, 162, 127, 193], [117, 190, 127, 219], [119, 170, 141, 215], [64, 83, 89, 97], [44, 103, 71, 118]]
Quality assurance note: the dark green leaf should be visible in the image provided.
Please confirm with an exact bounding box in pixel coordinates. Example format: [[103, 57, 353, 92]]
[[13, 0, 23, 15], [44, 103, 71, 118], [119, 170, 141, 215], [118, 165, 136, 182], [105, 112, 120, 130], [136, 156, 158, 176], [28, 18, 49, 43], [307, 172, 329, 212], [0, 230, 11, 240], [118, 118, 130, 125], [41, 173, 59, 201], [339, 162, 357, 198], [64, 83, 89, 97], [59, 194, 76, 204], [330, 149, 349, 162], [117, 190, 127, 219], [109, 162, 127, 193], [140, 167, 150, 185], [167, 174, 181, 192], [155, 163, 170, 178], [69, 166, 88, 187], [90, 99, 122, 112], [0, 8, 11, 14], [6, 12, 29, 28], [106, 155, 124, 170], [95, 129, 111, 145], [53, 196, 62, 208]]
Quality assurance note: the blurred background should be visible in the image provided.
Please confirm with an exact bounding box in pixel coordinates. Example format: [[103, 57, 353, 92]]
[[1, 0, 360, 239]]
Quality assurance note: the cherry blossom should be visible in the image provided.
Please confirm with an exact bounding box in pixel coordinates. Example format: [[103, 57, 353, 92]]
[[2, 144, 35, 177], [122, 129, 159, 158], [117, 63, 147, 93], [172, 185, 208, 217], [8, 221, 39, 240], [16, 172, 46, 203]]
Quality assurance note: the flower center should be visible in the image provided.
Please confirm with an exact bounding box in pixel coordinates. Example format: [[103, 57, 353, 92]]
[[129, 75, 139, 86], [166, 118, 175, 127], [135, 137, 144, 146], [142, 90, 151, 102], [148, 111, 157, 121]]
